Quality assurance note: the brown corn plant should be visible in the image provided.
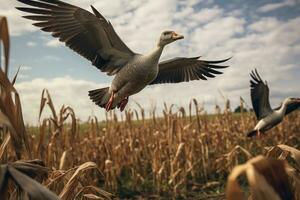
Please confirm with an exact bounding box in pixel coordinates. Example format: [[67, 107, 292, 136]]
[[226, 156, 294, 200], [0, 160, 59, 200], [0, 16, 30, 159], [0, 16, 9, 74]]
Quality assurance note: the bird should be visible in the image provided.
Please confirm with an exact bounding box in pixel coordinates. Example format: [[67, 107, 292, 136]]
[[16, 0, 230, 112], [247, 69, 300, 137]]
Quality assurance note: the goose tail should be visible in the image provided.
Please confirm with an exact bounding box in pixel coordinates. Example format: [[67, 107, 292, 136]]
[[88, 87, 111, 109], [247, 130, 258, 137]]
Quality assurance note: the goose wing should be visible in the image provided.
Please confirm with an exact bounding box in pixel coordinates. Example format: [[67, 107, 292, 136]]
[[17, 0, 135, 75], [250, 69, 273, 120], [284, 102, 300, 116], [149, 57, 230, 85]]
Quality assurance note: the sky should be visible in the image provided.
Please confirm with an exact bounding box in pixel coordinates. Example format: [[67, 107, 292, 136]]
[[1, 0, 300, 124]]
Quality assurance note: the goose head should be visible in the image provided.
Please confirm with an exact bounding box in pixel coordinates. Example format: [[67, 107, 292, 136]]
[[158, 31, 184, 47], [283, 97, 300, 105]]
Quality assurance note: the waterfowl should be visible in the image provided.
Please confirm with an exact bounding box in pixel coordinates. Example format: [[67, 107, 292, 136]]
[[17, 0, 230, 111], [247, 69, 300, 137]]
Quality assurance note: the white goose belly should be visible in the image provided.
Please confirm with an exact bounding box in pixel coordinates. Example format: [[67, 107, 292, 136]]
[[110, 56, 158, 101], [255, 111, 283, 131]]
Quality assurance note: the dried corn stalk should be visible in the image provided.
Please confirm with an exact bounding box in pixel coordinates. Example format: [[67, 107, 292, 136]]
[[226, 155, 293, 200], [0, 160, 58, 200], [0, 16, 9, 74], [0, 16, 30, 159]]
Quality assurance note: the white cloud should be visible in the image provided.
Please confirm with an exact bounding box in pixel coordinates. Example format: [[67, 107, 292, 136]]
[[26, 41, 36, 47], [21, 66, 32, 71], [15, 76, 108, 125], [17, 73, 29, 80], [186, 6, 223, 25], [189, 16, 246, 55], [10, 66, 32, 81], [258, 0, 297, 13], [248, 17, 282, 33], [43, 55, 61, 61], [46, 39, 62, 48]]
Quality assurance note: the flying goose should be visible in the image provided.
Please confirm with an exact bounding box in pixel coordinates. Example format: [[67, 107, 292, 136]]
[[247, 69, 300, 137], [17, 0, 230, 111]]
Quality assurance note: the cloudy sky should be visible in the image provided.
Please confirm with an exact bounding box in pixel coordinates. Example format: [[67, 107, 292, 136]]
[[1, 0, 300, 124]]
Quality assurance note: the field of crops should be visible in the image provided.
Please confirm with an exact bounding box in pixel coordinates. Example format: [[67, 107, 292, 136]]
[[1, 16, 300, 200]]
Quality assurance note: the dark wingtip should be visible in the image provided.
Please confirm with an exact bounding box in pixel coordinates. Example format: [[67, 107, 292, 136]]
[[225, 56, 233, 61], [91, 5, 105, 19], [255, 69, 263, 82], [193, 56, 201, 60], [250, 69, 255, 78], [21, 16, 27, 20], [204, 56, 232, 64], [15, 7, 25, 11], [213, 65, 229, 69], [90, 5, 96, 11], [250, 68, 262, 83]]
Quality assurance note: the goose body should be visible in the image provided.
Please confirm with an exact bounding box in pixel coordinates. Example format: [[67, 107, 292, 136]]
[[108, 50, 162, 108], [17, 0, 230, 111], [247, 69, 300, 137], [254, 110, 283, 132]]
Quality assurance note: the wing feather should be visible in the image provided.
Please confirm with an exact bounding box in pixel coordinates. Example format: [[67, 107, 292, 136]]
[[16, 0, 135, 75], [149, 57, 230, 85], [250, 69, 273, 120]]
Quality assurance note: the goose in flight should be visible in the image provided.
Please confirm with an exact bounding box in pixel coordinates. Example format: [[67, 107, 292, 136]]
[[17, 0, 230, 111], [247, 69, 300, 137]]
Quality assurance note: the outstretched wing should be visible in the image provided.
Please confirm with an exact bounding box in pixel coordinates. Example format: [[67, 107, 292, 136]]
[[250, 69, 273, 120], [17, 0, 135, 75], [149, 57, 230, 85], [284, 102, 300, 116]]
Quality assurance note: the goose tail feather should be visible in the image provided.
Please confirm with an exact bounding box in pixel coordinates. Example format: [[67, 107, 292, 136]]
[[88, 87, 111, 108]]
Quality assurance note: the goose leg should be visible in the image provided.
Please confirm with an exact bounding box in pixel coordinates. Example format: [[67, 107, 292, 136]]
[[105, 92, 115, 111], [119, 97, 129, 112]]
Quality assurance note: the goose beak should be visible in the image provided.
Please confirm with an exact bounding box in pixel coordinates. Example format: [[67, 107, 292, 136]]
[[172, 32, 184, 40]]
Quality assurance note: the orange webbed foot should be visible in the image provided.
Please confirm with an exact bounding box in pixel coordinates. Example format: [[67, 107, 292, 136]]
[[105, 92, 115, 111], [119, 97, 129, 112]]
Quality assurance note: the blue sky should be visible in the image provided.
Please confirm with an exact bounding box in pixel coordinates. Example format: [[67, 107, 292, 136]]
[[1, 0, 300, 124]]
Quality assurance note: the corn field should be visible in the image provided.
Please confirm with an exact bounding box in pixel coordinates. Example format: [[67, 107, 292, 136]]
[[1, 16, 300, 200]]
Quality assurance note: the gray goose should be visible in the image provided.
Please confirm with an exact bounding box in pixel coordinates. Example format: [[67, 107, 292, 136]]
[[247, 69, 300, 137], [17, 0, 231, 111]]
